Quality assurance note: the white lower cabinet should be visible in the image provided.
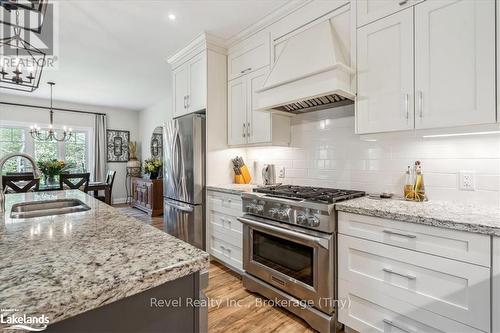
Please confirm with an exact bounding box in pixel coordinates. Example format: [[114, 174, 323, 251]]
[[207, 190, 243, 271], [338, 213, 492, 333], [494, 237, 500, 333]]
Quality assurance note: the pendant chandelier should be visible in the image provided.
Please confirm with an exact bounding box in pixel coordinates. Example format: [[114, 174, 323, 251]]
[[0, 0, 49, 32], [30, 82, 73, 142], [0, 10, 46, 92]]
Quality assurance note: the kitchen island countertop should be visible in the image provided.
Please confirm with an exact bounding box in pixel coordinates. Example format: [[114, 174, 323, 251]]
[[336, 196, 500, 236], [0, 190, 209, 328]]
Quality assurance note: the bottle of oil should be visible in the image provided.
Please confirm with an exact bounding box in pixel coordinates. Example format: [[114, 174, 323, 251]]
[[404, 166, 414, 200], [414, 161, 426, 201]]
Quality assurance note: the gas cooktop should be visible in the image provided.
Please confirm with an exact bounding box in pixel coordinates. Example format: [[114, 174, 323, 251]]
[[253, 185, 365, 204]]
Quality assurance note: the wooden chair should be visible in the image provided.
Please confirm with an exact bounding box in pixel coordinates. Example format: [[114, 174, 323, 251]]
[[59, 172, 90, 192], [2, 174, 40, 193], [94, 170, 116, 204]]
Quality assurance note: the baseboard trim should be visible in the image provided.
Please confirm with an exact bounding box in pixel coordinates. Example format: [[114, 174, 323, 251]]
[[112, 198, 127, 205]]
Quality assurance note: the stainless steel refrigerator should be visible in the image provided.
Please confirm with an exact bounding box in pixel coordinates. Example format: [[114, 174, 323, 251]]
[[163, 113, 206, 250]]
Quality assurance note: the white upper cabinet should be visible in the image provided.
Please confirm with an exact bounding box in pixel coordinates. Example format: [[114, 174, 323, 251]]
[[172, 51, 207, 118], [356, 8, 414, 134], [228, 32, 270, 81], [228, 67, 289, 146], [228, 77, 247, 146], [247, 68, 271, 144], [187, 52, 207, 114], [356, 0, 416, 27], [414, 0, 496, 129], [173, 65, 189, 118]]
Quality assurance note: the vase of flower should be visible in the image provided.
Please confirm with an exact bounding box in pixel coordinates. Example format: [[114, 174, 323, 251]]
[[144, 158, 162, 180], [37, 159, 70, 185]]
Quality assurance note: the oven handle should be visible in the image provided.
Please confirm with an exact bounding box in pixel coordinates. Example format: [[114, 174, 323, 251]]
[[237, 216, 330, 250]]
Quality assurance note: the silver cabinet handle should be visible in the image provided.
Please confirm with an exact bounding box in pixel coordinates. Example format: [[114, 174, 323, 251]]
[[240, 67, 252, 74], [418, 90, 423, 118], [383, 229, 416, 239], [242, 123, 246, 138], [398, 0, 409, 5], [404, 93, 409, 119], [183, 96, 187, 109], [382, 267, 416, 280], [247, 122, 251, 138], [186, 95, 190, 109], [383, 319, 416, 333]]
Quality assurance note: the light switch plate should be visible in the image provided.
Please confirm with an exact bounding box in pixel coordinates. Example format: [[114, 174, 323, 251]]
[[459, 171, 475, 191]]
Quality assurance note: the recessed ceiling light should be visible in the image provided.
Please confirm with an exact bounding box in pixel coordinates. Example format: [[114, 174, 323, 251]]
[[168, 13, 176, 21]]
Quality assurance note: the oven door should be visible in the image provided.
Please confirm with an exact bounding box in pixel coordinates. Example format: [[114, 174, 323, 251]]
[[238, 215, 335, 314]]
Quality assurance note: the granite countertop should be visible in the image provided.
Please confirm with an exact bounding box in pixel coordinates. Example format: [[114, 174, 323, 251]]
[[207, 184, 259, 195], [0, 190, 209, 328], [336, 196, 500, 236]]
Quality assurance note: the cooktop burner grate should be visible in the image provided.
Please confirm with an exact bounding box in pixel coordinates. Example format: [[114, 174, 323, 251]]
[[254, 185, 365, 204]]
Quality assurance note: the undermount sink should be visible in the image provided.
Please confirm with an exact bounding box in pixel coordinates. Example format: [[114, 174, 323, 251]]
[[10, 199, 91, 219]]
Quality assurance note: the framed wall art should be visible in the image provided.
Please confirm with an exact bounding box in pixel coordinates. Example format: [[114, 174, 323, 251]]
[[107, 129, 130, 162]]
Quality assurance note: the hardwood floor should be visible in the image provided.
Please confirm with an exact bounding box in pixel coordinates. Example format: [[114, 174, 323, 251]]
[[114, 204, 316, 333]]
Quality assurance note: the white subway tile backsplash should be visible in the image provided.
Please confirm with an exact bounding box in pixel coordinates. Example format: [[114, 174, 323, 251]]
[[245, 108, 500, 207]]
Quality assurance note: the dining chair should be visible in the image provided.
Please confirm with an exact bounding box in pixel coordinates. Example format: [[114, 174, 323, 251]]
[[2, 174, 40, 193], [94, 170, 116, 204], [59, 172, 90, 192]]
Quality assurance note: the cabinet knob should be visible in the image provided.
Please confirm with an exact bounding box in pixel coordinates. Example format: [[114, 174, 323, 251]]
[[398, 0, 408, 5], [242, 123, 246, 138]]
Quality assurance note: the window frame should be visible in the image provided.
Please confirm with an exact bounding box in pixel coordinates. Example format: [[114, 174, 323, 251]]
[[0, 120, 93, 175]]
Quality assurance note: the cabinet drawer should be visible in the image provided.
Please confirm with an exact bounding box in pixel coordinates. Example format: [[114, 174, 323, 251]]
[[228, 32, 270, 81], [338, 212, 491, 267], [207, 192, 242, 217], [210, 235, 243, 271], [339, 235, 490, 331], [208, 210, 243, 234], [339, 279, 485, 333], [208, 212, 242, 248]]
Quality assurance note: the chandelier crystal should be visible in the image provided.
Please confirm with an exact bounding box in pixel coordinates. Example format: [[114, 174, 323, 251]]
[[30, 82, 73, 142]]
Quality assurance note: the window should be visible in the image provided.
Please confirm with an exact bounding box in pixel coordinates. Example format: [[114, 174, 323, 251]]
[[0, 127, 26, 174], [0, 124, 91, 175]]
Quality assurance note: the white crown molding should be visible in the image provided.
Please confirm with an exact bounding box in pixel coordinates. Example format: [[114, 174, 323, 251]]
[[225, 0, 313, 48], [167, 32, 227, 66]]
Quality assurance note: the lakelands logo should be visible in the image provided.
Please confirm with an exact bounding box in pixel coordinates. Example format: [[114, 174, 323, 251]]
[[1, 309, 49, 332]]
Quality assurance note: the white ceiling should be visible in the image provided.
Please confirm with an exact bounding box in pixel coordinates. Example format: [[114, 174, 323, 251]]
[[1, 0, 289, 111]]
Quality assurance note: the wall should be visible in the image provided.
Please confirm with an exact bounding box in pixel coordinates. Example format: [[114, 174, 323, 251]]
[[0, 93, 140, 204], [138, 97, 173, 162], [246, 105, 500, 208]]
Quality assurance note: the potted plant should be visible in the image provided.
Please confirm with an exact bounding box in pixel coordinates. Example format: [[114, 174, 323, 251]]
[[143, 158, 162, 180], [37, 159, 70, 185]]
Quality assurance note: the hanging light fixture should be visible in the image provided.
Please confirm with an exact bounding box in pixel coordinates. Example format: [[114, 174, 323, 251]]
[[0, 10, 45, 92], [0, 0, 49, 32], [30, 82, 73, 142]]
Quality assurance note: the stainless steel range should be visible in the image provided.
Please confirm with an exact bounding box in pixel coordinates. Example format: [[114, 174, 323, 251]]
[[238, 185, 365, 333]]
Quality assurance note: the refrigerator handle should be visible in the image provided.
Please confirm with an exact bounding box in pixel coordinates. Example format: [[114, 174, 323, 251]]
[[165, 200, 194, 213]]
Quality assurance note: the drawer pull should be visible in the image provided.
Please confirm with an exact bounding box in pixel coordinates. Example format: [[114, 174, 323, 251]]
[[383, 229, 416, 239], [383, 319, 415, 333], [383, 268, 416, 280], [398, 0, 409, 5]]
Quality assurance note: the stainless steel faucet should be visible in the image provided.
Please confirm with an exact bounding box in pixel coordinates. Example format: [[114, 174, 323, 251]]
[[0, 153, 41, 213]]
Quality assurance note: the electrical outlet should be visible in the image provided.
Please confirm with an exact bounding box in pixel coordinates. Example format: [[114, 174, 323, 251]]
[[278, 167, 286, 178], [459, 171, 476, 191]]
